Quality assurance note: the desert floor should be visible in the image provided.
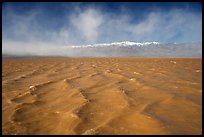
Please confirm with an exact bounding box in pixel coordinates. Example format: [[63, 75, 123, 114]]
[[2, 58, 202, 135]]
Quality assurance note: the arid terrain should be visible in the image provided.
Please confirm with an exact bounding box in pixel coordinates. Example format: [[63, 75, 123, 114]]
[[2, 58, 202, 135]]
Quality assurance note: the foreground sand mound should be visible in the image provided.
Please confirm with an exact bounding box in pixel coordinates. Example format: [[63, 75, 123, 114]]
[[2, 58, 202, 135]]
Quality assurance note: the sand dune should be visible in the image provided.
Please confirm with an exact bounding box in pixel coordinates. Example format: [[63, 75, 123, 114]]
[[2, 58, 202, 135]]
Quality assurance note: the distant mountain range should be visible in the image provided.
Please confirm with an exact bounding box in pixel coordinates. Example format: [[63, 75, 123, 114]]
[[62, 41, 202, 57], [71, 41, 161, 48], [2, 41, 202, 58]]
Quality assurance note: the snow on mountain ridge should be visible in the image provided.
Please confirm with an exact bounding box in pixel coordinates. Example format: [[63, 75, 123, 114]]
[[71, 41, 160, 48]]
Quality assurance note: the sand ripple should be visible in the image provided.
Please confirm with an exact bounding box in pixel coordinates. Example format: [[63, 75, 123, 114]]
[[2, 58, 202, 135]]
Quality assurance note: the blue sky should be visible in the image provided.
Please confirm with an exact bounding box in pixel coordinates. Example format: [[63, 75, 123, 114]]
[[2, 2, 202, 55]]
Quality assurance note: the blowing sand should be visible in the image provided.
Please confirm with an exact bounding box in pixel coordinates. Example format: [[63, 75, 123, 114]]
[[2, 58, 202, 135]]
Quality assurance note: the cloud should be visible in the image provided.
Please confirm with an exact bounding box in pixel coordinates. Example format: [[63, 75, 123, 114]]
[[2, 3, 202, 56], [70, 8, 103, 43], [131, 12, 160, 35], [98, 9, 201, 43]]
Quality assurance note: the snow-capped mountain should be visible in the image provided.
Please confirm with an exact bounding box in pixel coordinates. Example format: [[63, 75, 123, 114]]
[[3, 41, 201, 58], [71, 41, 160, 48], [56, 41, 201, 58]]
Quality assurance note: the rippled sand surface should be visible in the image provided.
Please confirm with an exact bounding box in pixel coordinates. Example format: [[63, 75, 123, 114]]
[[2, 58, 202, 135]]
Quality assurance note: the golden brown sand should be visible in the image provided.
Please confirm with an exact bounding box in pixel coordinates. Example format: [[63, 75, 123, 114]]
[[2, 58, 202, 135]]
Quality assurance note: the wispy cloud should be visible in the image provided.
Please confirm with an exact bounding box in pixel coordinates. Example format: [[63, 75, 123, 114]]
[[70, 8, 103, 43]]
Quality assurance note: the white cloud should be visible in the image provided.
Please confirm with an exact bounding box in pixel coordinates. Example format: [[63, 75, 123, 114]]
[[131, 12, 160, 35], [70, 8, 103, 43]]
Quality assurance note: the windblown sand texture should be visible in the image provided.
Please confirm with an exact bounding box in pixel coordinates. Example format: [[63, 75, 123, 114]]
[[2, 58, 202, 135]]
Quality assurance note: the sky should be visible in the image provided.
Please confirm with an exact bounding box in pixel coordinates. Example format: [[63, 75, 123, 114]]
[[2, 2, 202, 56]]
